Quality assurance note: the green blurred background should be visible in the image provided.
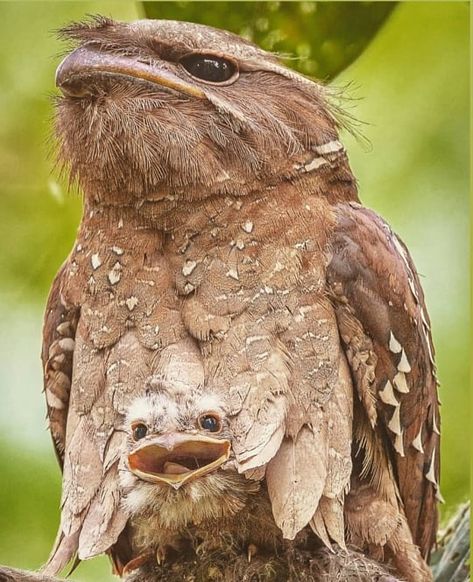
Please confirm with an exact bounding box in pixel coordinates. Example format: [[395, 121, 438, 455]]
[[0, 2, 469, 580]]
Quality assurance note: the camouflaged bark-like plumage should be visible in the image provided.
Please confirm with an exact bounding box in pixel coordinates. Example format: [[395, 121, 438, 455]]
[[42, 16, 439, 582]]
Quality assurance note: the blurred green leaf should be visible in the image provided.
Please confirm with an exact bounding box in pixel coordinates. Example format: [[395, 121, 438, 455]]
[[142, 1, 397, 80]]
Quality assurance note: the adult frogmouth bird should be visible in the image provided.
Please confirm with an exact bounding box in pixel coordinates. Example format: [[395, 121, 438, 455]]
[[42, 16, 440, 582]]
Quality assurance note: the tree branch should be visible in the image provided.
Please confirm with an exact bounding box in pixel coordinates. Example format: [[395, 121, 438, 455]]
[[1, 503, 469, 582]]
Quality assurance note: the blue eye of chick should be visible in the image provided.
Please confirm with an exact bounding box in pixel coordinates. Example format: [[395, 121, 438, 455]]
[[133, 423, 148, 440], [199, 414, 221, 433]]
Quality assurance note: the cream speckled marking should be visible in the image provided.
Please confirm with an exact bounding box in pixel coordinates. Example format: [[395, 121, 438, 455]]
[[305, 157, 327, 172], [379, 380, 398, 406], [126, 296, 139, 311], [421, 315, 436, 366], [412, 427, 424, 453], [214, 293, 229, 302], [91, 254, 101, 270], [389, 332, 402, 353], [46, 390, 65, 410], [56, 322, 71, 336], [394, 432, 405, 457], [215, 169, 230, 183], [58, 338, 75, 352], [108, 262, 122, 285], [226, 267, 239, 280], [420, 308, 430, 331], [137, 278, 156, 287], [425, 448, 438, 485], [69, 262, 78, 277], [295, 156, 328, 173], [314, 140, 343, 155], [242, 220, 254, 233], [391, 232, 439, 371], [432, 414, 440, 436], [182, 260, 197, 276], [407, 277, 418, 298], [397, 350, 411, 373], [245, 335, 268, 346], [143, 265, 160, 272], [393, 371, 409, 393], [387, 405, 402, 435]]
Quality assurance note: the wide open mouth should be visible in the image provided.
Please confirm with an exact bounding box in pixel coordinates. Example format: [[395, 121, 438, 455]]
[[128, 434, 231, 489]]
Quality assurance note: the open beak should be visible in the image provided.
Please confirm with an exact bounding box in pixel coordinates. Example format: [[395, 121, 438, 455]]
[[55, 45, 206, 99], [128, 433, 231, 489]]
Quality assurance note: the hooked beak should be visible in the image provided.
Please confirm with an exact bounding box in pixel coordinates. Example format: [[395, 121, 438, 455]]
[[55, 45, 206, 99], [128, 433, 231, 489]]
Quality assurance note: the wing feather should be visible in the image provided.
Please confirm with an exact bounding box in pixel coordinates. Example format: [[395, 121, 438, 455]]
[[327, 201, 440, 557], [266, 423, 328, 540], [42, 263, 80, 467]]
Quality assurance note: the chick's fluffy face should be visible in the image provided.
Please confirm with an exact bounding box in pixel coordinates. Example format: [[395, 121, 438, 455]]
[[124, 390, 228, 436], [55, 17, 339, 201], [119, 391, 256, 526]]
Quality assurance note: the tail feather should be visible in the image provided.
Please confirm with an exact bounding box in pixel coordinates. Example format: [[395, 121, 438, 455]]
[[40, 529, 79, 577]]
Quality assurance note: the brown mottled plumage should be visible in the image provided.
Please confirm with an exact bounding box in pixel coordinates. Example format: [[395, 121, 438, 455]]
[[42, 16, 439, 581], [115, 341, 275, 574]]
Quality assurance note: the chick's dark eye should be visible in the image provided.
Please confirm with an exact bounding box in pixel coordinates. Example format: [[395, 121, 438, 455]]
[[199, 414, 221, 433], [180, 54, 237, 83], [133, 423, 148, 441]]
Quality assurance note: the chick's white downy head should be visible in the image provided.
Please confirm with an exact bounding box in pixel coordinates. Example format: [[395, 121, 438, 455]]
[[119, 387, 257, 528]]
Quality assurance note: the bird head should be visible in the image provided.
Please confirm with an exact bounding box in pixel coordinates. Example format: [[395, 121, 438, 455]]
[[54, 16, 348, 203], [123, 389, 231, 490]]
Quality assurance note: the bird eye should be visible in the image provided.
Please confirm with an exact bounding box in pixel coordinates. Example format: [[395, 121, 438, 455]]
[[198, 414, 222, 433], [132, 423, 148, 441], [180, 54, 237, 84]]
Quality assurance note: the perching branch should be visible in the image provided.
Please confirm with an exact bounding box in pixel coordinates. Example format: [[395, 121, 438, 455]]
[[0, 503, 469, 582], [430, 503, 470, 582], [0, 567, 63, 582]]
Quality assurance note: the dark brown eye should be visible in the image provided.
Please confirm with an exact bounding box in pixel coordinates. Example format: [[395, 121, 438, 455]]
[[198, 414, 222, 433], [180, 54, 237, 83], [132, 423, 148, 441]]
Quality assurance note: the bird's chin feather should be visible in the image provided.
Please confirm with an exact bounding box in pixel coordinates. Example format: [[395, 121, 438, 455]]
[[121, 470, 258, 529]]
